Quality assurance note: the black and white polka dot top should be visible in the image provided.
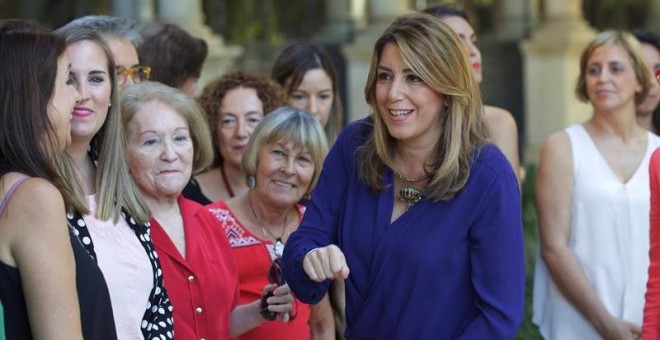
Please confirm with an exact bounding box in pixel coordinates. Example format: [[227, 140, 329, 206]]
[[68, 210, 174, 339]]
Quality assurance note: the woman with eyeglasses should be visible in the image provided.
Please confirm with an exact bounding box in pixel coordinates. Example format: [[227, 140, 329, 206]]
[[182, 70, 287, 205], [53, 25, 173, 339], [206, 107, 335, 340], [65, 15, 151, 89]]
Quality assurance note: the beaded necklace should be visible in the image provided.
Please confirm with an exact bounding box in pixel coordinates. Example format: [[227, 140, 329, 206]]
[[393, 170, 429, 209]]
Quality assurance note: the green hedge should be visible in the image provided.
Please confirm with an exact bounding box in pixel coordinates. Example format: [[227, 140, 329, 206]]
[[517, 165, 541, 339]]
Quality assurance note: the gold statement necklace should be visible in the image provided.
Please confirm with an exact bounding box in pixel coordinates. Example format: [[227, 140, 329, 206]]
[[248, 195, 289, 258], [393, 170, 429, 210]]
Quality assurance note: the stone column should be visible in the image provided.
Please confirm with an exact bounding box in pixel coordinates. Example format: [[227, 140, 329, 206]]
[[342, 0, 412, 122], [155, 0, 242, 90], [367, 0, 409, 26], [112, 0, 154, 23], [495, 0, 539, 41], [351, 0, 368, 30], [646, 1, 660, 34], [520, 0, 595, 164], [316, 0, 353, 44]]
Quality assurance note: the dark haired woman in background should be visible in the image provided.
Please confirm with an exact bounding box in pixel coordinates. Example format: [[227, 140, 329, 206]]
[[272, 42, 344, 144]]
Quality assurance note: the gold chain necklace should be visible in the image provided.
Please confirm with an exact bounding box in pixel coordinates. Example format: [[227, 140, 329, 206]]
[[393, 170, 429, 210], [248, 194, 289, 258]]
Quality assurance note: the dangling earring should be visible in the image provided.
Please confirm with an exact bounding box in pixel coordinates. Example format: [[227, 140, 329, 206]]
[[247, 175, 256, 189]]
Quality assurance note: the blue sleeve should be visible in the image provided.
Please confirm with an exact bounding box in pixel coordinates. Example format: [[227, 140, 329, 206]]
[[457, 152, 525, 339], [282, 123, 354, 304]]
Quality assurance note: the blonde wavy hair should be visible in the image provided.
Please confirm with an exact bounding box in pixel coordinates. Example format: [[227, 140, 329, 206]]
[[359, 12, 488, 201]]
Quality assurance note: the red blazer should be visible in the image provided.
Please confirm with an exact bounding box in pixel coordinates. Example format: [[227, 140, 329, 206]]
[[644, 148, 660, 339], [151, 195, 240, 340]]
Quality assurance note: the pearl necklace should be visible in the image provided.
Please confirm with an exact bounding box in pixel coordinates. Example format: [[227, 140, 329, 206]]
[[393, 170, 429, 209]]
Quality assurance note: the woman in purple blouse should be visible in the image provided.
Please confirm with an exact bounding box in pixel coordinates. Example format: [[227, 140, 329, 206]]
[[282, 13, 525, 339]]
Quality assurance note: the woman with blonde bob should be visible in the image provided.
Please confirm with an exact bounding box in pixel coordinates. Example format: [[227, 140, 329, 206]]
[[282, 12, 524, 338], [206, 107, 335, 339]]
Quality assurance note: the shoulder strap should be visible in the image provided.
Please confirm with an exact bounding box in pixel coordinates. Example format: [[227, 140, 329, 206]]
[[0, 177, 29, 216]]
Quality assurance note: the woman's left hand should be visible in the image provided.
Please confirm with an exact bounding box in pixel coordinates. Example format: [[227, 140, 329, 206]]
[[263, 283, 294, 321]]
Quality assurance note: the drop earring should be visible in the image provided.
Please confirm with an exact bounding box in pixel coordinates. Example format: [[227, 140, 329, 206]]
[[247, 175, 256, 189]]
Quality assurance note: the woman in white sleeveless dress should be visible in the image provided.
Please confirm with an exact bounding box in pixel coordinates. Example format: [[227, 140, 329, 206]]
[[533, 30, 660, 340]]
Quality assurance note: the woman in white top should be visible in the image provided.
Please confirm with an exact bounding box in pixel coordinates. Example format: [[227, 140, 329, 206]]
[[533, 30, 660, 340]]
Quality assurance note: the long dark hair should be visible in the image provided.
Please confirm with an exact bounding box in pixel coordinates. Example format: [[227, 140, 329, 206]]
[[271, 41, 344, 143], [0, 25, 78, 208]]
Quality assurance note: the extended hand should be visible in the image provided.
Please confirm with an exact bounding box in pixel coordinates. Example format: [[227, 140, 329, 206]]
[[303, 245, 350, 282]]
